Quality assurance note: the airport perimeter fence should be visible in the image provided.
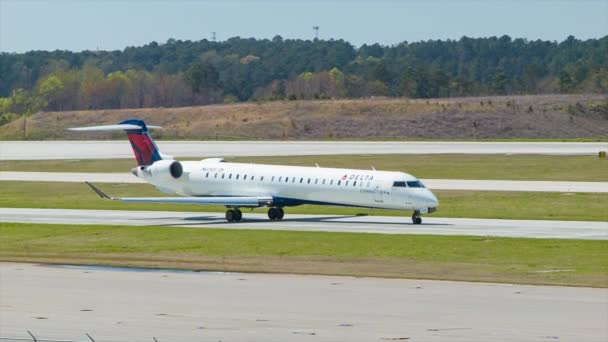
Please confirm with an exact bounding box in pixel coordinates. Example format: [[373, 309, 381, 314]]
[[0, 332, 163, 342]]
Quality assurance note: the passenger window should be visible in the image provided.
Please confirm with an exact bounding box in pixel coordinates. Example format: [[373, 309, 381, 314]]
[[315, 179, 318, 184], [353, 181, 357, 186], [214, 173, 218, 178], [330, 180, 334, 185], [345, 181, 349, 186], [272, 176, 275, 182], [205, 172, 209, 178], [236, 174, 239, 180], [322, 179, 326, 185], [307, 178, 311, 184], [278, 176, 282, 182], [392, 181, 407, 187], [292, 177, 296, 183], [229, 174, 232, 179], [285, 177, 289, 183], [260, 176, 263, 181], [338, 180, 341, 186], [300, 178, 303, 183], [244, 175, 247, 180], [222, 173, 225, 179]]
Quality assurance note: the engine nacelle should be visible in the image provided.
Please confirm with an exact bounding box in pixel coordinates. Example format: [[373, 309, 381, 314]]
[[146, 160, 183, 180]]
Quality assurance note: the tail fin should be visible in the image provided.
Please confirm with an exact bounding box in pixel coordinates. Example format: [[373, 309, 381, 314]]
[[119, 119, 163, 166], [69, 119, 166, 166]]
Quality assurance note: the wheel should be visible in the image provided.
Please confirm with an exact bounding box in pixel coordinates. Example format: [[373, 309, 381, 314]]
[[276, 208, 284, 220], [225, 209, 235, 222], [412, 216, 422, 225], [268, 207, 278, 220], [234, 209, 242, 222]]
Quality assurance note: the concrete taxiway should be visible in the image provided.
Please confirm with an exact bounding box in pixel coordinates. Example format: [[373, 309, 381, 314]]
[[1, 141, 606, 160], [1, 208, 606, 239], [3, 171, 608, 193], [1, 263, 606, 342]]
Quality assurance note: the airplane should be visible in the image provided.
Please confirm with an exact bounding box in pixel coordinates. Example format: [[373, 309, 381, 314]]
[[71, 119, 439, 224]]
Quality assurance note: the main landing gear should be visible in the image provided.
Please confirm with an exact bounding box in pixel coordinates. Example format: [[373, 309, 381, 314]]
[[412, 211, 422, 225], [225, 207, 285, 222], [225, 208, 243, 222], [267, 207, 284, 221]]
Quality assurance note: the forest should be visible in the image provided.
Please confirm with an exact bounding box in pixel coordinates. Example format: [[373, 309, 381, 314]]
[[1, 35, 607, 124]]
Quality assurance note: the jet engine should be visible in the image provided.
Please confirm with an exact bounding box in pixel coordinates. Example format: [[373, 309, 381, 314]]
[[146, 160, 183, 180]]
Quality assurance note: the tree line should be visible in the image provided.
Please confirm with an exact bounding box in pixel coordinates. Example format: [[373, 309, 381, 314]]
[[1, 35, 607, 124]]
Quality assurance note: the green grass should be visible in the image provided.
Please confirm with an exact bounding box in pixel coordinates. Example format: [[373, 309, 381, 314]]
[[2, 154, 607, 181], [1, 181, 607, 221], [1, 222, 606, 287]]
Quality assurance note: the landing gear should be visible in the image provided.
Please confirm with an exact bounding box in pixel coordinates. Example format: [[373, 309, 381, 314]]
[[412, 211, 422, 225], [225, 208, 243, 222], [268, 207, 284, 221]]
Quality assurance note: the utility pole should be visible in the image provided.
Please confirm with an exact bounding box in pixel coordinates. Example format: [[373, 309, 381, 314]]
[[313, 26, 319, 40]]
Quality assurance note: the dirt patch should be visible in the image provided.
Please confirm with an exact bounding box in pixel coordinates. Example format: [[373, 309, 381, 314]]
[[1, 94, 606, 140]]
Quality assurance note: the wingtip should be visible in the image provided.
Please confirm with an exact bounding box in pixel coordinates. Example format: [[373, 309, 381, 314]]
[[85, 181, 111, 199]]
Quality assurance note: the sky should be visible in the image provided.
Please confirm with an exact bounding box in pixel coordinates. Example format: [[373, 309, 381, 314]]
[[1, 0, 607, 52]]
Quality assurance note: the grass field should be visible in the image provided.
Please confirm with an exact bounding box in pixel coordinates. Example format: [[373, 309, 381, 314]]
[[2, 181, 607, 221], [1, 222, 606, 287], [2, 154, 608, 181]]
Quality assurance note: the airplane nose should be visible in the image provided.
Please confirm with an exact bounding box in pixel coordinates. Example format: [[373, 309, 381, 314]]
[[427, 190, 439, 207]]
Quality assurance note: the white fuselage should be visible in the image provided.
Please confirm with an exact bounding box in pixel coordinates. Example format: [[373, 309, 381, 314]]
[[135, 158, 439, 212]]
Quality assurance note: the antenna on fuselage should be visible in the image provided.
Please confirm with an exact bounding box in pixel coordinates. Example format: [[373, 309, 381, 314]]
[[315, 163, 320, 168]]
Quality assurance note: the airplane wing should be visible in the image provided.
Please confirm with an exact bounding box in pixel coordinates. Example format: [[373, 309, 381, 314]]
[[85, 182, 273, 207]]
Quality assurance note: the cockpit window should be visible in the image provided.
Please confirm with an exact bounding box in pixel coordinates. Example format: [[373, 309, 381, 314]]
[[406, 181, 425, 188], [392, 181, 407, 187]]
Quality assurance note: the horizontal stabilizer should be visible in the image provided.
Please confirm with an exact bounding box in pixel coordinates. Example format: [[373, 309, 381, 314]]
[[69, 124, 161, 131]]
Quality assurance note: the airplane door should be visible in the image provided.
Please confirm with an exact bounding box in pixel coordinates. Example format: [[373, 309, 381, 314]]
[[373, 183, 384, 203]]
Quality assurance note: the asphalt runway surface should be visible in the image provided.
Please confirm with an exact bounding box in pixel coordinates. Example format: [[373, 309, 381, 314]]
[[2, 208, 606, 240], [2, 141, 607, 160], [3, 171, 607, 193], [1, 263, 606, 342]]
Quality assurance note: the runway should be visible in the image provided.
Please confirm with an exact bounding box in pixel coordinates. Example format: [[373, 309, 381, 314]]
[[2, 140, 606, 160], [1, 262, 606, 342], [1, 208, 606, 239], [3, 171, 608, 193]]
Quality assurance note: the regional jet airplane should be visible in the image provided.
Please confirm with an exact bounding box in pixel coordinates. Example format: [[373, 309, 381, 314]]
[[71, 119, 438, 224]]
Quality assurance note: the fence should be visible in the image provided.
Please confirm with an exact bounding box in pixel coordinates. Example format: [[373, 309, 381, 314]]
[[0, 332, 162, 342]]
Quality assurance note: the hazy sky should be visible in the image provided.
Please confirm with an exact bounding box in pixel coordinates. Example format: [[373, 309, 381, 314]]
[[1, 0, 607, 52]]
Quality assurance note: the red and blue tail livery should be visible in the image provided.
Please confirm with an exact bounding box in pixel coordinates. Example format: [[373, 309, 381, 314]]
[[120, 119, 163, 166]]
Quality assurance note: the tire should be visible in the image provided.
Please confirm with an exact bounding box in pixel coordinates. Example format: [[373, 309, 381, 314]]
[[413, 217, 422, 225], [268, 208, 278, 220], [226, 209, 235, 222], [276, 208, 284, 220], [234, 209, 242, 222]]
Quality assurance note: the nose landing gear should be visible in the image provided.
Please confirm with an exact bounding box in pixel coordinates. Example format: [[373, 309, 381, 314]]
[[412, 211, 422, 224]]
